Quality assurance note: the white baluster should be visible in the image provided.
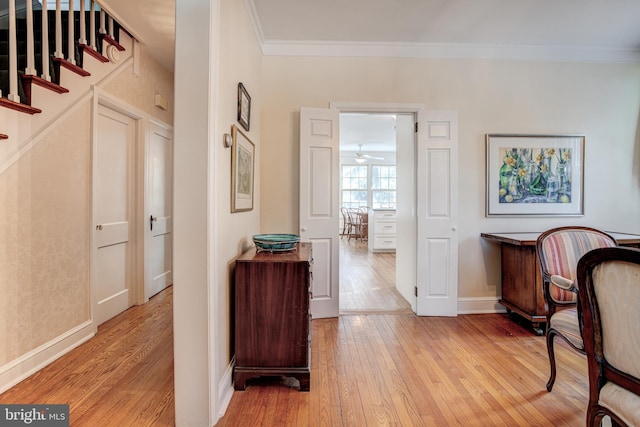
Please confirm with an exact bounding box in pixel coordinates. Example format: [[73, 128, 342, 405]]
[[54, 0, 64, 59], [99, 9, 106, 35], [41, 0, 51, 81], [67, 0, 75, 65], [8, 0, 19, 102], [108, 14, 114, 37], [25, 0, 37, 75], [79, 0, 87, 45], [90, 1, 96, 50]]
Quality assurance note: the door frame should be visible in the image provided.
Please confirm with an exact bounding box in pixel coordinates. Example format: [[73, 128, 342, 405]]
[[330, 102, 424, 312], [90, 88, 146, 331]]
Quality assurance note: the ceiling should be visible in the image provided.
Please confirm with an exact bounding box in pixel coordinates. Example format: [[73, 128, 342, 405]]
[[103, 0, 640, 73], [100, 0, 640, 151], [249, 0, 640, 61], [340, 113, 400, 153]]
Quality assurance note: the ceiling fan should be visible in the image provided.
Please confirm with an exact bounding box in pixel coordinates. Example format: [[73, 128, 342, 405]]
[[354, 144, 384, 163]]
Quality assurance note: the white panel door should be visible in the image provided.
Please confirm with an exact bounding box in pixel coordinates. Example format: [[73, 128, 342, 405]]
[[147, 123, 173, 298], [416, 111, 459, 316], [300, 107, 340, 319], [95, 105, 135, 325]]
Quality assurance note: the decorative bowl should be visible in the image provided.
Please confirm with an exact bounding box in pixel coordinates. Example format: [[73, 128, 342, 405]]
[[253, 234, 300, 252]]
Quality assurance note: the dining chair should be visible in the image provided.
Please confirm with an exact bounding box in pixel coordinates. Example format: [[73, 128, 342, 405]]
[[340, 207, 351, 238], [346, 208, 363, 241], [577, 246, 640, 427], [357, 207, 369, 241], [535, 226, 617, 391]]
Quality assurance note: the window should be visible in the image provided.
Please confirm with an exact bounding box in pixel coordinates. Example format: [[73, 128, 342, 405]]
[[371, 165, 396, 209], [341, 165, 368, 208], [340, 164, 397, 209]]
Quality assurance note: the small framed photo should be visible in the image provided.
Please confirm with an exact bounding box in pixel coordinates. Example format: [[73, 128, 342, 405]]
[[237, 82, 251, 132], [231, 125, 255, 212], [486, 134, 585, 217]]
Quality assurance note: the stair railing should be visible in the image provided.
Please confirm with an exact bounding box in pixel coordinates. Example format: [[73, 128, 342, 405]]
[[2, 0, 127, 109]]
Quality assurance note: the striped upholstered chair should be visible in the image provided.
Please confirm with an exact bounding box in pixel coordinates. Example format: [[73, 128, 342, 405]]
[[577, 246, 640, 427], [535, 227, 617, 392]]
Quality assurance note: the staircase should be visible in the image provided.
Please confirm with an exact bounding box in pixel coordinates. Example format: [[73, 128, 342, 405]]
[[1, 0, 129, 141]]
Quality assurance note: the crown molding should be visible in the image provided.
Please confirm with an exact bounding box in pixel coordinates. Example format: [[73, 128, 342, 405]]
[[244, 0, 266, 50], [260, 40, 640, 63]]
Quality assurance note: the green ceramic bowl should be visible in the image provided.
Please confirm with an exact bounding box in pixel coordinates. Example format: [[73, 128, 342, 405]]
[[253, 234, 300, 252]]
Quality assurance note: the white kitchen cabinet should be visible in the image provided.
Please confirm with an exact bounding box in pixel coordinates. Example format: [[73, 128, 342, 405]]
[[368, 209, 396, 252]]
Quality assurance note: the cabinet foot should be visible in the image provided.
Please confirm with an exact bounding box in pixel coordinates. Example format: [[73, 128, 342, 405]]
[[234, 369, 310, 392], [298, 375, 310, 392]]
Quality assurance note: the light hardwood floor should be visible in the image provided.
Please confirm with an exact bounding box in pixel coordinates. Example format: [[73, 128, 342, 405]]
[[0, 287, 175, 426], [1, 255, 593, 426], [339, 237, 412, 314], [220, 314, 588, 426]]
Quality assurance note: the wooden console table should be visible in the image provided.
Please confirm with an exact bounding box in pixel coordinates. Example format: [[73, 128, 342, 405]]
[[481, 231, 640, 335]]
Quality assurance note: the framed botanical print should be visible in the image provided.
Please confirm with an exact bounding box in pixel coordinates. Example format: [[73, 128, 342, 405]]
[[237, 82, 251, 132], [486, 134, 584, 217], [231, 125, 255, 212]]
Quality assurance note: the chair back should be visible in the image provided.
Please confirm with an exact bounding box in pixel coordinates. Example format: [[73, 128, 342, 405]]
[[577, 246, 640, 426], [536, 227, 617, 303], [346, 208, 360, 226]]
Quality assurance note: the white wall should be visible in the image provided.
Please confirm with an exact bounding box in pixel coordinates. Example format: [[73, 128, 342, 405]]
[[260, 56, 640, 302], [216, 0, 262, 402], [174, 0, 262, 424], [173, 0, 216, 424]]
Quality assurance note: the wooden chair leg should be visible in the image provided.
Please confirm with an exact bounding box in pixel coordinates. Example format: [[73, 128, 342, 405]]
[[546, 330, 557, 392]]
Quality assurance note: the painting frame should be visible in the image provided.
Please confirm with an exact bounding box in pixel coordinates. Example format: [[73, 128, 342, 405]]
[[237, 82, 251, 132], [486, 134, 585, 217], [231, 124, 255, 212]]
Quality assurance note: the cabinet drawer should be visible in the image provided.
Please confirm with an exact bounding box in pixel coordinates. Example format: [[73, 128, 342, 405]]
[[374, 222, 396, 234], [374, 235, 396, 249], [374, 211, 396, 220]]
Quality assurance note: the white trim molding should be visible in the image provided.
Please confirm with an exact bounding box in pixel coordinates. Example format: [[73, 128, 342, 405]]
[[458, 297, 508, 314], [0, 320, 95, 394], [217, 358, 235, 422], [261, 40, 640, 64]]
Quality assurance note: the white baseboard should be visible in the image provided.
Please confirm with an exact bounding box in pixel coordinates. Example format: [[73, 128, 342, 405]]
[[458, 297, 507, 314], [0, 320, 95, 394], [216, 357, 235, 421]]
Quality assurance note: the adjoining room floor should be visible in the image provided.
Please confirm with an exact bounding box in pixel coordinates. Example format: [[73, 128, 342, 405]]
[[339, 237, 412, 314]]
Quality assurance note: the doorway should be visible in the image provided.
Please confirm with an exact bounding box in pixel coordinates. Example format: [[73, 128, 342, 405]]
[[338, 112, 414, 314], [91, 91, 175, 328], [300, 104, 458, 318]]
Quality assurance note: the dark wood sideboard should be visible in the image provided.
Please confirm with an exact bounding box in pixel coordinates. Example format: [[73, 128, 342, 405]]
[[234, 242, 312, 391], [481, 232, 640, 335]]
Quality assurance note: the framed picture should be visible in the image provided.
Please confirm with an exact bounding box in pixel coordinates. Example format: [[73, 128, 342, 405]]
[[231, 125, 255, 212], [237, 82, 251, 132], [486, 134, 584, 217]]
